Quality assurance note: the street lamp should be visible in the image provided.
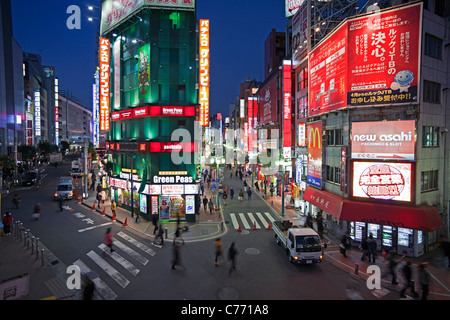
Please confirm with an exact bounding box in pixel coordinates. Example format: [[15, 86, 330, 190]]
[[276, 160, 291, 217]]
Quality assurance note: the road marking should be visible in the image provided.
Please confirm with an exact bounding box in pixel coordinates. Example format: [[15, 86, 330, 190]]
[[247, 213, 260, 229], [117, 231, 156, 256], [98, 244, 140, 276], [230, 213, 239, 229], [238, 213, 251, 229], [73, 259, 117, 300], [87, 250, 130, 288], [113, 240, 149, 265], [255, 212, 269, 228], [264, 212, 276, 224], [78, 222, 113, 233]]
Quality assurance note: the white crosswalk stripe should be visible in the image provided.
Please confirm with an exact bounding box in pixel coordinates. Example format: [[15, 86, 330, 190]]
[[229, 212, 276, 230], [72, 231, 159, 300], [73, 259, 117, 300], [117, 231, 156, 256], [87, 250, 130, 288]]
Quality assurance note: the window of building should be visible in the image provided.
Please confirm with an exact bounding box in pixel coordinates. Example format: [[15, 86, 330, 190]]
[[423, 80, 441, 104], [422, 126, 439, 147], [326, 129, 343, 146], [325, 165, 340, 184], [297, 67, 308, 91], [424, 33, 442, 59], [421, 170, 438, 192]]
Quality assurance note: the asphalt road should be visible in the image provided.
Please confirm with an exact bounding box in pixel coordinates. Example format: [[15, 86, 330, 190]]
[[5, 158, 397, 300]]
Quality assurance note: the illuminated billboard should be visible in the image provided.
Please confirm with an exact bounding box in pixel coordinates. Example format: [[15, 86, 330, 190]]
[[352, 161, 412, 202], [199, 19, 210, 127], [307, 121, 322, 188], [283, 60, 292, 150], [351, 120, 415, 160], [258, 75, 278, 125], [99, 38, 110, 131], [308, 3, 422, 116]]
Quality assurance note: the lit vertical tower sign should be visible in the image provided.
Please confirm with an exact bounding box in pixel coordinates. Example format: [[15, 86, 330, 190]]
[[55, 78, 59, 146], [99, 37, 110, 131], [199, 19, 210, 127]]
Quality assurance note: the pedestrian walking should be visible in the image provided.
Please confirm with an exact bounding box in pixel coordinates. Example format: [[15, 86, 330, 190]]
[[83, 277, 95, 300], [105, 228, 114, 252], [223, 192, 227, 205], [439, 236, 450, 268], [340, 232, 351, 258], [96, 192, 102, 209], [228, 242, 238, 275], [208, 198, 213, 215], [238, 189, 244, 202], [230, 187, 234, 200], [203, 196, 208, 211], [58, 197, 63, 212], [171, 240, 183, 270], [2, 212, 12, 235], [316, 213, 324, 239], [360, 236, 369, 261], [384, 250, 399, 285], [174, 226, 185, 244], [214, 238, 223, 266], [400, 261, 418, 298], [32, 203, 41, 220], [367, 233, 377, 263], [247, 188, 252, 200], [269, 185, 274, 197], [111, 199, 116, 217], [156, 223, 164, 245], [200, 184, 204, 196], [152, 216, 158, 235], [418, 263, 430, 300], [255, 181, 260, 193], [12, 194, 21, 209]]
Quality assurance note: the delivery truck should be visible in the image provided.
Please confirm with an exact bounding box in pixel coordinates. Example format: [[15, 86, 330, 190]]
[[272, 219, 326, 264]]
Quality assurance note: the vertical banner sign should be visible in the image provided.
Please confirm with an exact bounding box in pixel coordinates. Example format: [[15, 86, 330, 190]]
[[138, 43, 150, 100], [199, 19, 210, 127], [114, 39, 121, 110], [283, 60, 292, 160], [54, 78, 59, 146], [99, 38, 110, 131], [34, 90, 41, 138], [307, 121, 322, 188], [248, 97, 253, 152], [340, 147, 346, 192], [93, 68, 100, 147]]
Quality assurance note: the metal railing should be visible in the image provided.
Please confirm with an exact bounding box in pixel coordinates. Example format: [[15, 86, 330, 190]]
[[12, 221, 45, 267]]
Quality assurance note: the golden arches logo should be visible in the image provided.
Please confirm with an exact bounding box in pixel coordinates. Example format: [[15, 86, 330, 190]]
[[308, 127, 321, 148]]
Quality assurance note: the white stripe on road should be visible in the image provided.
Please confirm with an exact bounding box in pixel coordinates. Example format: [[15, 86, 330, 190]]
[[247, 213, 260, 229], [78, 222, 113, 233], [111, 240, 149, 266], [264, 212, 276, 224], [98, 244, 140, 276], [117, 231, 156, 256], [73, 259, 117, 300], [255, 212, 268, 228], [239, 213, 251, 229], [230, 213, 239, 229], [87, 250, 130, 288]]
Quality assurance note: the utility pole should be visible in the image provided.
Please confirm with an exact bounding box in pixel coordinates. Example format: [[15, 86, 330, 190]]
[[83, 138, 88, 198]]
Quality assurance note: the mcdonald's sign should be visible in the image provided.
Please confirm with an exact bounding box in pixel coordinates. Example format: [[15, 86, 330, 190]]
[[307, 121, 322, 188]]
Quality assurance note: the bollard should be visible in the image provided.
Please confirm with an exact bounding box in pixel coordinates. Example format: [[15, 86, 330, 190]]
[[221, 221, 224, 232], [34, 237, 39, 256], [41, 249, 45, 267], [24, 231, 29, 247], [354, 263, 359, 275], [165, 227, 168, 239], [30, 236, 35, 254]]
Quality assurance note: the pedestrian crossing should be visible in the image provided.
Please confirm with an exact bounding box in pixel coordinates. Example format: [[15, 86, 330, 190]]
[[229, 211, 276, 230], [72, 231, 159, 300]]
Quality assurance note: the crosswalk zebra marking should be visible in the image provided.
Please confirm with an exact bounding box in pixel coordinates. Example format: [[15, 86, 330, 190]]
[[87, 250, 130, 289], [264, 212, 276, 224], [98, 244, 140, 276], [112, 239, 149, 266], [73, 259, 117, 300], [117, 231, 156, 256], [256, 212, 269, 228], [230, 213, 239, 229], [247, 213, 260, 229], [238, 213, 251, 229]]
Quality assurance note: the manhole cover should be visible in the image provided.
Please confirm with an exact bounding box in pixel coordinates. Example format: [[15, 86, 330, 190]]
[[217, 287, 239, 300], [245, 248, 260, 255]]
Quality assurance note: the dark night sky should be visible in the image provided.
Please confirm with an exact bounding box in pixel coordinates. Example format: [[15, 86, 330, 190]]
[[12, 0, 287, 116]]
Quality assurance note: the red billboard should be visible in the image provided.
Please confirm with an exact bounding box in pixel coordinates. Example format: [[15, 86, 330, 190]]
[[347, 3, 421, 106], [308, 23, 348, 116], [351, 120, 415, 160], [258, 75, 278, 125], [308, 3, 422, 116], [283, 60, 292, 148]]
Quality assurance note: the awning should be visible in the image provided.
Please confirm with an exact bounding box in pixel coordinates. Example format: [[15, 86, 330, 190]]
[[303, 187, 444, 232]]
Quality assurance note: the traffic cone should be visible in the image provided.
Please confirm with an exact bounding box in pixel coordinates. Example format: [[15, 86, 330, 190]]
[[92, 202, 96, 210], [267, 222, 272, 230], [101, 208, 105, 216], [112, 212, 116, 222], [238, 224, 242, 232], [78, 196, 82, 203], [123, 217, 128, 227], [253, 221, 257, 230]]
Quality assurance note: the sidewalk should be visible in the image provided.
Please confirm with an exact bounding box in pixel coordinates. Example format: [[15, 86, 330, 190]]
[[244, 176, 450, 300]]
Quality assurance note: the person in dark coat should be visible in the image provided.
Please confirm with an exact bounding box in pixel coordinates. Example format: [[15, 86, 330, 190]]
[[228, 242, 239, 275], [360, 236, 369, 261], [341, 232, 351, 258], [202, 196, 208, 211], [367, 233, 377, 263], [2, 212, 13, 235], [400, 261, 418, 298]]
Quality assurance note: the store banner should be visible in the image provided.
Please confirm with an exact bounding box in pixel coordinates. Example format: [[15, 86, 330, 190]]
[[138, 43, 151, 101], [99, 38, 110, 131], [306, 121, 322, 188], [258, 75, 278, 125], [351, 120, 415, 160]]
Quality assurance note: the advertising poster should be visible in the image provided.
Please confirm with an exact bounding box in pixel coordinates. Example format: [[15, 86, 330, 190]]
[[170, 196, 185, 219], [186, 195, 195, 214], [308, 24, 347, 116], [347, 3, 421, 106], [351, 120, 415, 160], [258, 76, 278, 125], [151, 195, 158, 215], [292, 1, 308, 67], [139, 193, 147, 214], [307, 121, 322, 188], [138, 43, 150, 101], [160, 196, 170, 220], [352, 161, 412, 202]]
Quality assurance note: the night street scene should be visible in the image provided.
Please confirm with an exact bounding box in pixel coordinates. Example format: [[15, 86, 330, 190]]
[[1, 0, 450, 314]]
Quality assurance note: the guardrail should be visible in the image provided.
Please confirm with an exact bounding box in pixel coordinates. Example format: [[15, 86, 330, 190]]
[[11, 221, 45, 266]]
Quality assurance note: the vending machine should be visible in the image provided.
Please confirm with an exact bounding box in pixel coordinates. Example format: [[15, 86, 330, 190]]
[[397, 228, 423, 257], [381, 226, 396, 253], [367, 223, 381, 249]]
